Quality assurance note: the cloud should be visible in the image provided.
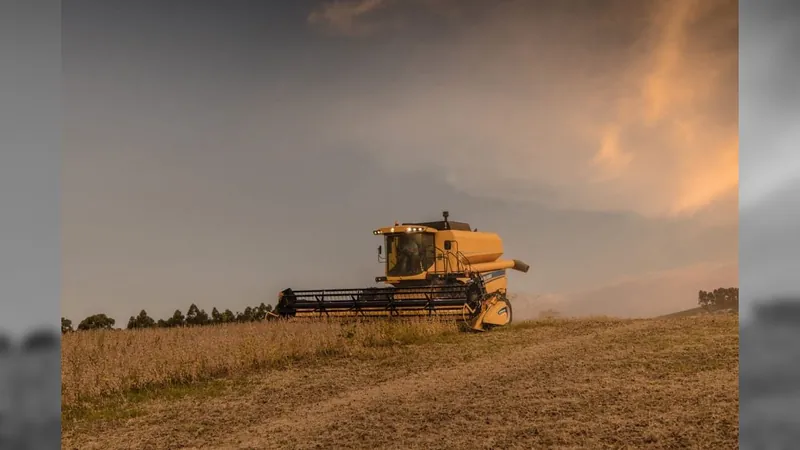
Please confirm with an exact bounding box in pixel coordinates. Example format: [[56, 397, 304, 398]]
[[307, 0, 485, 36], [312, 0, 738, 221], [593, 0, 739, 217], [307, 0, 393, 37]]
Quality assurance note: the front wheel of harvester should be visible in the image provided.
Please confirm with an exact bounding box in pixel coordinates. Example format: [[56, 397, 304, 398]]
[[504, 297, 513, 325]]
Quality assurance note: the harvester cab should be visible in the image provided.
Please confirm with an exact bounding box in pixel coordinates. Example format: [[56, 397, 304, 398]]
[[273, 211, 530, 332]]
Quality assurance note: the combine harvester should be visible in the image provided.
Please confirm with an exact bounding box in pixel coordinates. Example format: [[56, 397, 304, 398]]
[[272, 211, 530, 331]]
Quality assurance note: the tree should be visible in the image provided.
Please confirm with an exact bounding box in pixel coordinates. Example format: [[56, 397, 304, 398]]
[[718, 287, 739, 309], [127, 310, 156, 329], [238, 306, 256, 323], [186, 303, 210, 326], [211, 307, 222, 324], [254, 303, 272, 321], [698, 287, 739, 310], [77, 314, 116, 331], [186, 303, 201, 325], [166, 309, 186, 328], [222, 309, 235, 323], [196, 308, 210, 325], [61, 317, 74, 334]]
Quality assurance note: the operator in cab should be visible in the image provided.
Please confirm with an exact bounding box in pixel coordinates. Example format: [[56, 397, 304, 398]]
[[397, 234, 421, 275]]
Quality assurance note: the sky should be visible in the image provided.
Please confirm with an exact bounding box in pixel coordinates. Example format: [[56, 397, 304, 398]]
[[61, 0, 740, 325]]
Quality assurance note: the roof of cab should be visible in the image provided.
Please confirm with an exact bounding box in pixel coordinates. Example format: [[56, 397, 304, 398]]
[[402, 220, 472, 231]]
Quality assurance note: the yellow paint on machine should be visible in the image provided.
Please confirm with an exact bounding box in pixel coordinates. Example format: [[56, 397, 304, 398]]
[[275, 211, 530, 331]]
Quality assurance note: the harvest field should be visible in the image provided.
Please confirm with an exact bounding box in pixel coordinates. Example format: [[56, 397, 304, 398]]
[[62, 315, 739, 449]]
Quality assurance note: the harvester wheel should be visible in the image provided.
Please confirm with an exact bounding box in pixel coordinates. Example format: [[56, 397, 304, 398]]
[[498, 291, 512, 325]]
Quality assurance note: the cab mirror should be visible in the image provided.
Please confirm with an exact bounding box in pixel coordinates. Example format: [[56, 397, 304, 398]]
[[378, 245, 382, 255]]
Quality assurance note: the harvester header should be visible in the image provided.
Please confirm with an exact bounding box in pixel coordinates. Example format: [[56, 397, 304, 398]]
[[273, 211, 530, 331]]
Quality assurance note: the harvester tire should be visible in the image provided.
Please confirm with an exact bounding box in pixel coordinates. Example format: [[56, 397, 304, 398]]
[[502, 293, 513, 325]]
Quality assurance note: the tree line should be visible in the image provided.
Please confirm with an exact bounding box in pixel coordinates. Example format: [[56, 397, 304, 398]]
[[61, 302, 274, 333], [697, 287, 738, 310]]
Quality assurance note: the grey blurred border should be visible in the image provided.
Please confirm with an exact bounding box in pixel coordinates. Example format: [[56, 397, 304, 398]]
[[739, 0, 800, 448], [0, 0, 62, 449]]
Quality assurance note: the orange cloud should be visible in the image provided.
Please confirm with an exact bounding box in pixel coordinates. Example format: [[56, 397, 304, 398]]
[[316, 0, 738, 221], [586, 0, 738, 217], [592, 125, 633, 180]]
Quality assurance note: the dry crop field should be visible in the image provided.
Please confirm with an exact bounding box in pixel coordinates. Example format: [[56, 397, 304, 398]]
[[62, 315, 739, 449]]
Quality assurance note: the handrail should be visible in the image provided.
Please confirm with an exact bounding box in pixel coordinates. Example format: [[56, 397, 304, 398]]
[[427, 246, 472, 277]]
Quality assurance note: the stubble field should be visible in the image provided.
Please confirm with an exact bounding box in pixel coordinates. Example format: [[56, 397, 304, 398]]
[[62, 315, 739, 449]]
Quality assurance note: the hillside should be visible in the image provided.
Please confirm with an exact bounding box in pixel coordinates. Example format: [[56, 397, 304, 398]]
[[62, 316, 738, 449], [511, 261, 738, 320]]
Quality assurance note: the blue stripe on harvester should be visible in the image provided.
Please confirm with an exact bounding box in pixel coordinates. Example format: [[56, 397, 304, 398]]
[[481, 269, 507, 283]]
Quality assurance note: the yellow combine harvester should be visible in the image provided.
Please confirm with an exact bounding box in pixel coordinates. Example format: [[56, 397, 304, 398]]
[[273, 211, 530, 331]]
